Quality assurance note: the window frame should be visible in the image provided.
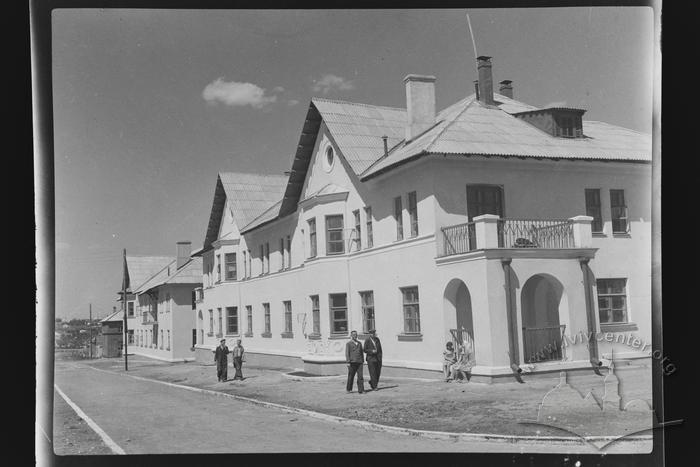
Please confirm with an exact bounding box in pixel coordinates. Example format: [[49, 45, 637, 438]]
[[226, 306, 239, 335], [325, 215, 345, 255], [610, 189, 629, 234], [263, 303, 271, 334], [279, 238, 285, 271], [283, 300, 293, 334], [308, 218, 317, 258], [408, 191, 418, 237], [311, 295, 321, 335], [246, 305, 253, 335], [216, 254, 221, 282], [217, 308, 223, 336], [400, 286, 421, 334], [585, 189, 604, 233], [286, 235, 291, 269], [596, 278, 629, 324], [353, 209, 361, 250], [224, 252, 237, 281], [364, 206, 373, 248], [394, 196, 404, 241], [208, 309, 214, 335], [329, 293, 348, 335], [360, 291, 375, 334]]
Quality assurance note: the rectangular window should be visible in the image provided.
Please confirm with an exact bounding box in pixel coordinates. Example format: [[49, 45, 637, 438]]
[[160, 329, 163, 349], [216, 254, 221, 282], [225, 253, 237, 281], [217, 308, 223, 336], [401, 287, 421, 334], [226, 306, 238, 335], [329, 293, 348, 334], [585, 189, 603, 233], [259, 245, 264, 276], [167, 330, 170, 350], [610, 189, 628, 234], [247, 250, 252, 278], [308, 218, 317, 258], [394, 196, 404, 240], [408, 191, 418, 237], [265, 243, 270, 273], [280, 238, 285, 270], [246, 306, 253, 335], [360, 291, 375, 334], [286, 235, 291, 268], [263, 303, 271, 334], [311, 295, 320, 335], [283, 301, 293, 333], [597, 279, 628, 324], [127, 301, 134, 317], [365, 206, 373, 248], [326, 215, 345, 255], [208, 310, 213, 334], [243, 250, 247, 279], [353, 209, 361, 250], [127, 330, 134, 344]]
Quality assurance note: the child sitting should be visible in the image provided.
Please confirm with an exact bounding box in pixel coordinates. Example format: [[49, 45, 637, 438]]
[[442, 342, 457, 381]]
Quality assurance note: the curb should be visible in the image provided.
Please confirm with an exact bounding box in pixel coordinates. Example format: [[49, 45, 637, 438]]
[[81, 364, 652, 448]]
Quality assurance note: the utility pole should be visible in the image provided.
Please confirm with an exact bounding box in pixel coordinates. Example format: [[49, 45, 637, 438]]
[[122, 248, 129, 371], [89, 303, 92, 359]]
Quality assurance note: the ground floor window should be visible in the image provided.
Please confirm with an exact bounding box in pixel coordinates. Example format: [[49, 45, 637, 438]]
[[127, 330, 134, 344], [226, 306, 238, 335], [217, 308, 223, 336], [311, 295, 320, 335], [263, 303, 271, 334], [283, 301, 293, 333], [597, 278, 628, 324], [401, 287, 421, 333], [360, 291, 375, 333], [167, 330, 170, 350], [329, 293, 348, 334], [246, 305, 253, 335]]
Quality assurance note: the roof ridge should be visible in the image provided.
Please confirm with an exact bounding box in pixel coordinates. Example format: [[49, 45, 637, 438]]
[[582, 120, 651, 136], [312, 97, 406, 112], [133, 259, 176, 292], [219, 171, 288, 180], [425, 98, 477, 152]]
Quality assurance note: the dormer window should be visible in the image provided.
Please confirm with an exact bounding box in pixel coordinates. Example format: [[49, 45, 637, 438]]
[[555, 113, 583, 138], [513, 107, 586, 138]]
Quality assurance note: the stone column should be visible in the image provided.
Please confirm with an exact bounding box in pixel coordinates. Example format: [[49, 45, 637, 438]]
[[569, 215, 594, 248], [473, 214, 501, 249]]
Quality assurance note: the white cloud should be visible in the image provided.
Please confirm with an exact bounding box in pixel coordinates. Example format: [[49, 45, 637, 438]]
[[287, 99, 300, 106], [312, 74, 355, 95], [202, 78, 278, 109], [272, 86, 285, 93], [544, 101, 568, 108]]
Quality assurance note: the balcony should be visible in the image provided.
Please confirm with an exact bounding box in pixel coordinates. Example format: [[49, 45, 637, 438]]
[[438, 215, 593, 258]]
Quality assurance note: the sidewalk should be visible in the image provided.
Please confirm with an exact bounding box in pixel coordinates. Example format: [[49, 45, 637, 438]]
[[85, 356, 653, 439]]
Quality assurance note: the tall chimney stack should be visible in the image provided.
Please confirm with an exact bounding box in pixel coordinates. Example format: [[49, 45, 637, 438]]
[[176, 241, 192, 269], [404, 74, 436, 142], [499, 80, 513, 99], [476, 56, 494, 105]]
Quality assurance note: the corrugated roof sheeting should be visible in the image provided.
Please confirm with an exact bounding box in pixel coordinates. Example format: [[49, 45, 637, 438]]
[[134, 260, 175, 294], [219, 172, 288, 228], [240, 199, 283, 233]]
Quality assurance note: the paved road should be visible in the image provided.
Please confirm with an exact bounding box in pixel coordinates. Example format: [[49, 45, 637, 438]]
[[52, 360, 642, 454]]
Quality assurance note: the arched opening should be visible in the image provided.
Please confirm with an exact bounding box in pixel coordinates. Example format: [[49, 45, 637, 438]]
[[521, 274, 568, 364], [443, 279, 475, 361]]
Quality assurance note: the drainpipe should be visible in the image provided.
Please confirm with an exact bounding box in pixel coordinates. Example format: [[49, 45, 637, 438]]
[[579, 257, 603, 374], [501, 258, 523, 381]]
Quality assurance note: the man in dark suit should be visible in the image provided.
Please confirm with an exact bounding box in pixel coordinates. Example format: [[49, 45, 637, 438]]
[[363, 329, 383, 390], [213, 339, 229, 382], [345, 330, 365, 394]]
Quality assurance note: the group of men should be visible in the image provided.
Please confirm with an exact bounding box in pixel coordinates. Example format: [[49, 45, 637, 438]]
[[213, 329, 384, 393], [345, 329, 383, 394]]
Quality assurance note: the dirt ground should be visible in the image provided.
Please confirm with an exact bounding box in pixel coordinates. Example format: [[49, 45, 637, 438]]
[[52, 389, 113, 456], [85, 356, 654, 439]]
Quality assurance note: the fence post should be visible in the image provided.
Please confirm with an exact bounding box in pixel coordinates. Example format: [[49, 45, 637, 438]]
[[569, 215, 594, 248], [473, 214, 500, 249]]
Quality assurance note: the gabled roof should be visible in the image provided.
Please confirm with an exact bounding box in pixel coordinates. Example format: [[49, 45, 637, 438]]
[[100, 309, 123, 324], [135, 257, 203, 295], [203, 172, 288, 251], [122, 256, 174, 294]]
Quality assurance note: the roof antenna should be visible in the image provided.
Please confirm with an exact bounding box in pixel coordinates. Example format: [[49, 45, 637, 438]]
[[465, 12, 479, 77]]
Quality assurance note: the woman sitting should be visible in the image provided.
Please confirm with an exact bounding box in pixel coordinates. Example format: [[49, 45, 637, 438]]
[[448, 345, 475, 383]]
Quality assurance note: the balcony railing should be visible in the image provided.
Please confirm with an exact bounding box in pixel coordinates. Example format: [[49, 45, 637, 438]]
[[440, 222, 476, 257], [498, 218, 574, 249], [439, 216, 581, 257]]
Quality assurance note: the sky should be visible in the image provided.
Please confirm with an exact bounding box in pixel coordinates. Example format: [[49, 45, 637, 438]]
[[51, 7, 655, 320]]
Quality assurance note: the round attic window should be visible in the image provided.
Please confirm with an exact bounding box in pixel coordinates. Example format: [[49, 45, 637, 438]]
[[323, 145, 335, 172]]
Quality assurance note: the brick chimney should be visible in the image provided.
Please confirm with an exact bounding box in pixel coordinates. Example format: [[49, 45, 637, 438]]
[[404, 74, 436, 142], [476, 56, 494, 105], [176, 241, 192, 269], [499, 80, 513, 99]]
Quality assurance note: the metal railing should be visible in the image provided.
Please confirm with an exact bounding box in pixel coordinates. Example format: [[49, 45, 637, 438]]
[[440, 222, 476, 257], [498, 218, 574, 249], [522, 324, 567, 363]]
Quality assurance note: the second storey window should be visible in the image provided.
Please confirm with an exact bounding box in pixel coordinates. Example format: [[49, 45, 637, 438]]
[[326, 215, 345, 255], [360, 291, 375, 333], [365, 206, 373, 248], [329, 293, 348, 334], [308, 218, 317, 258], [259, 245, 264, 276], [225, 253, 237, 281], [585, 189, 603, 233], [597, 279, 628, 324], [127, 301, 134, 317], [394, 196, 404, 240], [208, 309, 213, 334], [286, 235, 291, 268], [265, 243, 270, 273], [311, 295, 320, 335], [353, 209, 361, 250], [226, 306, 238, 335], [408, 191, 418, 237], [247, 250, 252, 278], [610, 189, 628, 234], [279, 238, 285, 270], [242, 250, 247, 278], [216, 254, 221, 282], [401, 287, 421, 334]]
